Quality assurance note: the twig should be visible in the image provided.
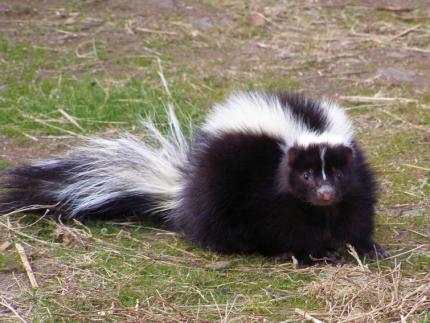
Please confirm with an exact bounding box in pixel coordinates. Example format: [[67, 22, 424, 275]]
[[209, 291, 223, 322], [55, 29, 79, 37], [0, 297, 27, 323], [294, 308, 323, 323], [390, 24, 422, 41], [135, 27, 177, 35], [0, 205, 56, 217], [402, 296, 427, 321], [0, 220, 57, 246], [376, 5, 413, 13], [384, 244, 425, 260], [115, 98, 145, 103], [21, 132, 39, 142], [405, 46, 430, 54], [346, 244, 368, 272], [0, 240, 12, 252], [407, 229, 429, 238], [340, 96, 417, 104], [156, 57, 172, 99], [398, 15, 430, 22], [19, 112, 86, 138], [58, 109, 84, 131], [124, 20, 134, 35], [403, 163, 430, 172], [92, 38, 98, 60], [15, 243, 39, 289]]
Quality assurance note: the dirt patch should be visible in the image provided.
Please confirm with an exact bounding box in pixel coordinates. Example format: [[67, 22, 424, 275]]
[[1, 0, 429, 96], [0, 136, 71, 166]]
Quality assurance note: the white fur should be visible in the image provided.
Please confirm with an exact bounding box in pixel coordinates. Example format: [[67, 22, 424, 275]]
[[203, 92, 305, 145], [320, 147, 327, 181], [203, 92, 354, 147], [320, 100, 354, 145], [36, 108, 188, 217]]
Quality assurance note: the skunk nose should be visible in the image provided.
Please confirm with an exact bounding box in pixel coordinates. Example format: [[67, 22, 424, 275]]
[[320, 192, 333, 201], [317, 186, 334, 201]]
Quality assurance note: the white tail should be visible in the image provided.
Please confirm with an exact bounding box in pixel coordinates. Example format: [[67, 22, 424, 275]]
[[1, 107, 189, 219]]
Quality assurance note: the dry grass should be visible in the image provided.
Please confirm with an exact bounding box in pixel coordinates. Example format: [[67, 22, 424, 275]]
[[1, 212, 429, 322], [0, 0, 429, 321], [305, 263, 429, 322]]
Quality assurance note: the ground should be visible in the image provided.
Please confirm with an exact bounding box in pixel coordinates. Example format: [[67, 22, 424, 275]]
[[0, 0, 429, 322]]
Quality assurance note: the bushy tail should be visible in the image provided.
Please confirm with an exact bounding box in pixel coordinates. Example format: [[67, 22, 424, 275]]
[[0, 106, 188, 221]]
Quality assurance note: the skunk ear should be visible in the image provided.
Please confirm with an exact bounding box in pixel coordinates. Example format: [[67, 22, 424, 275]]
[[287, 147, 299, 167]]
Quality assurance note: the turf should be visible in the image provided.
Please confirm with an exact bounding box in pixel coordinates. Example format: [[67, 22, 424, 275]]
[[0, 0, 429, 321]]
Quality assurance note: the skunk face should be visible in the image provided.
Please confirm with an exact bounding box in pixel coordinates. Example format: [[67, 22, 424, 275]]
[[286, 144, 353, 206]]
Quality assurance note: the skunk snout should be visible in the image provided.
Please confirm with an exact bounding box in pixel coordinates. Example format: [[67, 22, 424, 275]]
[[317, 185, 335, 202]]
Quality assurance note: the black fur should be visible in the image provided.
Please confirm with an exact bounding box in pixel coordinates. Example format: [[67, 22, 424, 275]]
[[175, 132, 381, 263], [0, 163, 74, 214], [277, 92, 328, 133], [0, 160, 166, 221]]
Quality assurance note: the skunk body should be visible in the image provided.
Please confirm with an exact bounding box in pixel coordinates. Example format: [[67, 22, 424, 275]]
[[0, 92, 388, 263]]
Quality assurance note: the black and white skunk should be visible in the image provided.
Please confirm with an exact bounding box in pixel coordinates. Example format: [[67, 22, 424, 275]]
[[0, 91, 389, 263]]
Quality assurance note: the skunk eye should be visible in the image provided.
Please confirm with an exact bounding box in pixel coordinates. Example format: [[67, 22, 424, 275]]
[[303, 171, 311, 180], [336, 171, 342, 179]]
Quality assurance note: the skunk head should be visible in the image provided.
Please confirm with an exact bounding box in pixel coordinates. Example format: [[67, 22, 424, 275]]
[[280, 144, 353, 206]]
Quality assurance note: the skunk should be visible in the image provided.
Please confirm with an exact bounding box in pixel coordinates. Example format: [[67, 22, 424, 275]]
[[0, 91, 389, 263]]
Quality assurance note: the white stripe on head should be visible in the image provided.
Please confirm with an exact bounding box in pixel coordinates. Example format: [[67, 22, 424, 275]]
[[294, 100, 354, 148], [320, 147, 327, 181], [202, 92, 355, 148], [321, 100, 354, 145], [202, 92, 308, 145], [296, 133, 351, 148]]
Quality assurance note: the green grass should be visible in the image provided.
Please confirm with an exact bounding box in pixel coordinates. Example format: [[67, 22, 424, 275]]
[[1, 77, 186, 136], [0, 160, 12, 170], [0, 250, 22, 273], [0, 36, 197, 137], [0, 0, 429, 321]]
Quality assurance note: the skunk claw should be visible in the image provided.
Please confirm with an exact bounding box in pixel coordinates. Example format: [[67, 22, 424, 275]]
[[364, 243, 390, 259]]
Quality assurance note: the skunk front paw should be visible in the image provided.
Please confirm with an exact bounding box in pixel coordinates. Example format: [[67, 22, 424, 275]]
[[363, 242, 390, 259]]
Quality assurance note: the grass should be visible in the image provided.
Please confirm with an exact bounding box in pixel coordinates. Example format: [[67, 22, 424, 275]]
[[0, 0, 429, 321]]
